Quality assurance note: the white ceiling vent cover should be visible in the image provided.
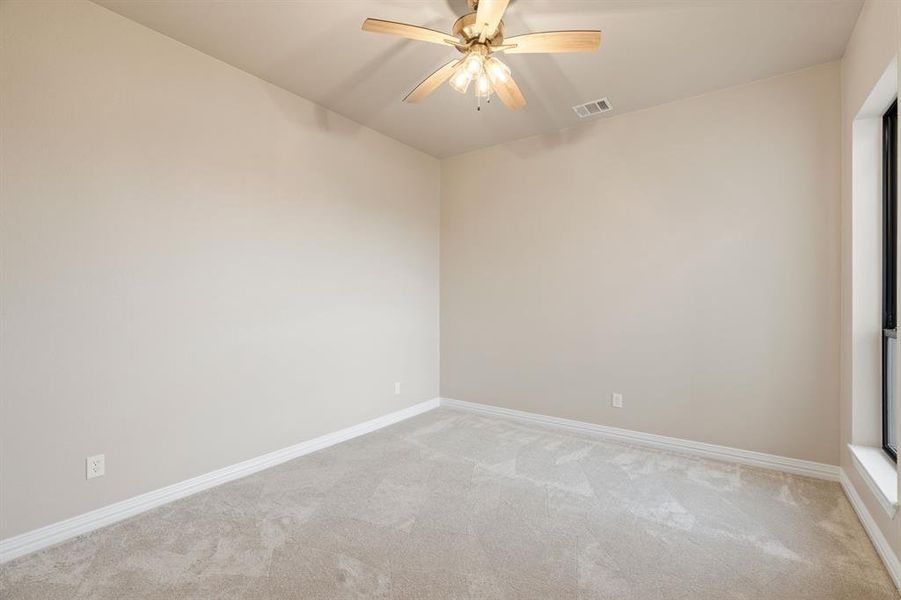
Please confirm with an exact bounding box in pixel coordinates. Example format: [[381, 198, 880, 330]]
[[573, 97, 612, 118]]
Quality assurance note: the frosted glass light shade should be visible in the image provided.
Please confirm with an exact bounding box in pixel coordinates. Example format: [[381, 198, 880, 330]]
[[449, 68, 473, 94]]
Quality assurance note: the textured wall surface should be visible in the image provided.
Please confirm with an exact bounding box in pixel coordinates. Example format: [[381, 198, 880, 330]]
[[442, 63, 841, 465], [0, 0, 439, 538]]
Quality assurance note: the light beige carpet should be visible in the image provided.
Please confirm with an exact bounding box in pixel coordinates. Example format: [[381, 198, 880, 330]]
[[1, 408, 897, 599]]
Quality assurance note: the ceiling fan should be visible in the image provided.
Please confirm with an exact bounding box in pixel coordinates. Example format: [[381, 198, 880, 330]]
[[361, 0, 601, 111]]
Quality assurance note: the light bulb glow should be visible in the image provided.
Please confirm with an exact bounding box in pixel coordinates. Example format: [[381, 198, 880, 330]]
[[476, 72, 492, 97], [464, 53, 483, 75], [449, 69, 472, 94], [486, 57, 510, 84]]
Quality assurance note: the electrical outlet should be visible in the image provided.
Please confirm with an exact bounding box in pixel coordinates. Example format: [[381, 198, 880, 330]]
[[394, 382, 401, 395], [86, 454, 105, 480], [611, 393, 623, 408]]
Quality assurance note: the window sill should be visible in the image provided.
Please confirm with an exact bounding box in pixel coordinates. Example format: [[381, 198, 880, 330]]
[[848, 444, 898, 518]]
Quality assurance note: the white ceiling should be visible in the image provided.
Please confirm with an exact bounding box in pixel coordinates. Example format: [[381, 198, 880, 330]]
[[96, 0, 863, 158]]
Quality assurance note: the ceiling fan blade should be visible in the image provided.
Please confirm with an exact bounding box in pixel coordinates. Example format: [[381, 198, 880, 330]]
[[476, 0, 510, 42], [493, 72, 526, 111], [362, 18, 456, 46], [404, 60, 462, 103], [502, 31, 601, 54]]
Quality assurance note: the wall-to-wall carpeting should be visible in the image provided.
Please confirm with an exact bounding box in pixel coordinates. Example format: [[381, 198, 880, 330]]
[[1, 409, 894, 599]]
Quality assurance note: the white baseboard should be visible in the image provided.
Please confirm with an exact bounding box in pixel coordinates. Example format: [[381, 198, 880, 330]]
[[9, 394, 897, 594], [440, 398, 841, 481], [0, 397, 440, 564], [840, 470, 901, 593]]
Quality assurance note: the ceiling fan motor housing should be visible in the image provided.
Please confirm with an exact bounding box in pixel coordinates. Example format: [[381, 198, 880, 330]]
[[453, 12, 504, 48]]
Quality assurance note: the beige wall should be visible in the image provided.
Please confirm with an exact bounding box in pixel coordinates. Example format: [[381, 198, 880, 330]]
[[840, 0, 901, 568], [0, 0, 439, 539], [0, 0, 871, 548], [441, 62, 841, 465]]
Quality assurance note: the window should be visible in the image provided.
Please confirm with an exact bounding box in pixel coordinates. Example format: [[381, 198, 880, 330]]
[[883, 98, 898, 461]]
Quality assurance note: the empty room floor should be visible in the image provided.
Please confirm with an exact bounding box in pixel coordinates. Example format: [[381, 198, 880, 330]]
[[0, 408, 896, 599]]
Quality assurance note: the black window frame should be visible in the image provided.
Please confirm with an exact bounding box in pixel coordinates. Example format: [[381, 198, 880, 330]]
[[883, 98, 898, 462]]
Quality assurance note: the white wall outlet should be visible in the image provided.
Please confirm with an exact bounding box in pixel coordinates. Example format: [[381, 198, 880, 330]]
[[611, 393, 623, 408], [394, 382, 401, 395], [86, 454, 105, 479]]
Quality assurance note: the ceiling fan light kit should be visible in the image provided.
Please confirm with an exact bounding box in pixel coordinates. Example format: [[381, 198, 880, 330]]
[[361, 0, 601, 112]]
